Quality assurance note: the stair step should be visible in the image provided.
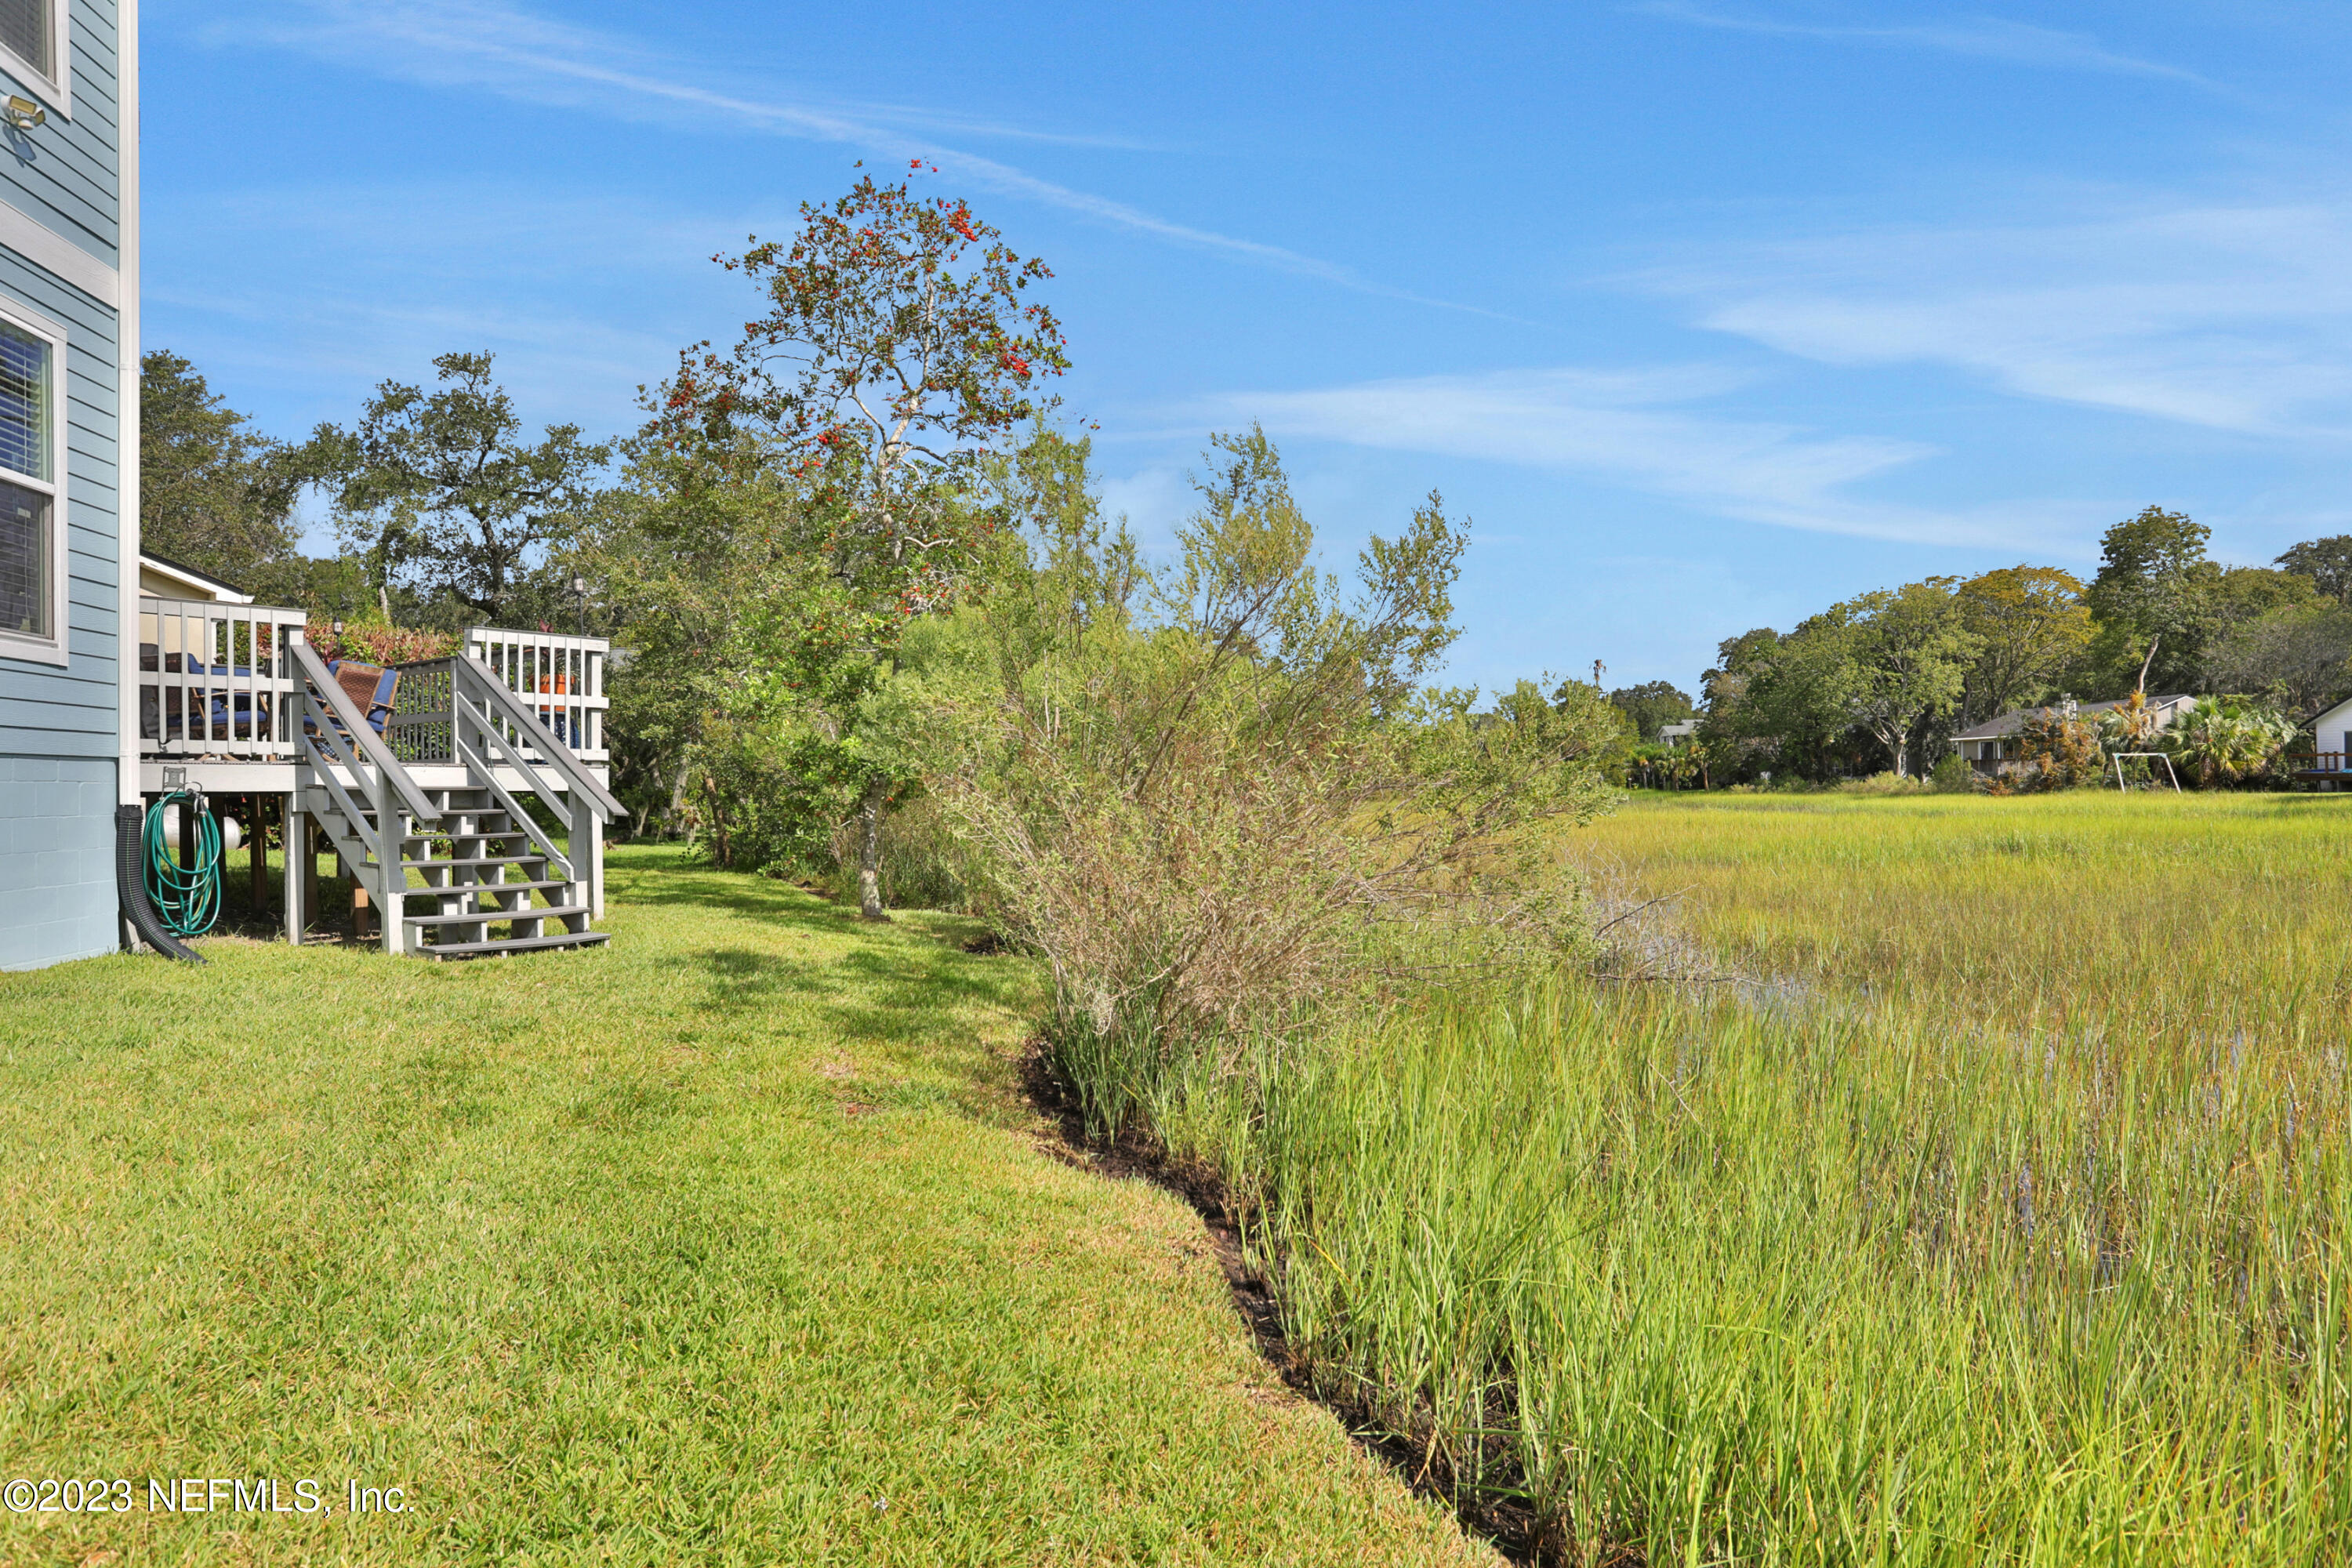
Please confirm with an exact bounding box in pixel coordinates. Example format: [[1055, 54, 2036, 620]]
[[418, 931, 611, 960], [400, 855, 546, 869], [404, 903, 590, 928], [399, 878, 571, 898]]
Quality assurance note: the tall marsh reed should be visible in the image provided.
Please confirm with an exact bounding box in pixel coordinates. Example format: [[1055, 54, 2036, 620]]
[[1069, 792, 2352, 1564]]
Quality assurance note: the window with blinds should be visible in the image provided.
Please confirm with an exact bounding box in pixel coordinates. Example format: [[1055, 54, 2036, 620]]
[[0, 480, 47, 638], [0, 0, 49, 82], [0, 318, 54, 644], [0, 321, 51, 483]]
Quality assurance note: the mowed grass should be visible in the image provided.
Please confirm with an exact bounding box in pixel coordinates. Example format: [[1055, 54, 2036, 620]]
[[1112, 791, 2352, 1565], [0, 845, 1490, 1566]]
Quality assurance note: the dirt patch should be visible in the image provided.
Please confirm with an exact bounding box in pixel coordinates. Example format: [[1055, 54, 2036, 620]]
[[1019, 1042, 1561, 1565]]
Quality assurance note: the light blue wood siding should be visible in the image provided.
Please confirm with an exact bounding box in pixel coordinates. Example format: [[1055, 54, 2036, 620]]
[[0, 0, 121, 970], [0, 0, 119, 269]]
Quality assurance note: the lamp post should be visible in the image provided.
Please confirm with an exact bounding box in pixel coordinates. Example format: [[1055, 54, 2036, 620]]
[[569, 575, 588, 637]]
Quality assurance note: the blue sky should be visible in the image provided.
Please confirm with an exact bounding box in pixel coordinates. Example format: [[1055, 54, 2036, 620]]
[[143, 2, 2352, 696]]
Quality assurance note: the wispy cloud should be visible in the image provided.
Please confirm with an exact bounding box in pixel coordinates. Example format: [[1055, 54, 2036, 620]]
[[205, 0, 1501, 318], [1632, 2, 2214, 88], [141, 180, 746, 435], [1198, 366, 2095, 550], [1639, 198, 2352, 436]]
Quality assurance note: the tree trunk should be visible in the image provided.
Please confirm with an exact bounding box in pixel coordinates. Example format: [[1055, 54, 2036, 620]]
[[856, 778, 888, 922]]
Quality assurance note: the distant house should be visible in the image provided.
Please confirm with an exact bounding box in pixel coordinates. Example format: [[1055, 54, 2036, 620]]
[[2306, 695, 2352, 760], [1951, 695, 2194, 777], [2293, 695, 2352, 787], [1658, 718, 1699, 747], [138, 549, 252, 606]]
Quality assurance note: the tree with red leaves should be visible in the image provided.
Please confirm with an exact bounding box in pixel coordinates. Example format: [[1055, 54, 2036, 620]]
[[657, 165, 1068, 919]]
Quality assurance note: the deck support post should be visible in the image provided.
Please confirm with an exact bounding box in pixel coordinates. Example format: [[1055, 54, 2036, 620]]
[[303, 815, 321, 941], [282, 800, 307, 943], [249, 794, 267, 914]]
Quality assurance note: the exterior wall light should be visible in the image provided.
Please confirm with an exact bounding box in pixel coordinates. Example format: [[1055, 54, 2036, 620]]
[[4, 96, 44, 131]]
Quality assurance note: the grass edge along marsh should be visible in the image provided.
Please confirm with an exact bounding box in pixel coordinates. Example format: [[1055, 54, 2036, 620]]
[[0, 845, 1493, 1566]]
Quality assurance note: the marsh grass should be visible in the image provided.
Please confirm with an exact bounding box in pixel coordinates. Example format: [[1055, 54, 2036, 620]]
[[1080, 792, 2352, 1564]]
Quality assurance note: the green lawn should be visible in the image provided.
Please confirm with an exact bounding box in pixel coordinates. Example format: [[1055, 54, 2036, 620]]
[[0, 846, 1489, 1566]]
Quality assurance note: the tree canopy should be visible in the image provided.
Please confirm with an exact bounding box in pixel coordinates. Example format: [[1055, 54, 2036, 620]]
[[309, 351, 611, 626], [1606, 681, 1694, 744], [139, 350, 303, 588]]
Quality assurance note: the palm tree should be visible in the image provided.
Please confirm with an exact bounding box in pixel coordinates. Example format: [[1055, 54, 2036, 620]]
[[2158, 698, 2297, 787]]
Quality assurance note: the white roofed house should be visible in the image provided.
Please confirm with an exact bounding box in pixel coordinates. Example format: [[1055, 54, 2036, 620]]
[[1950, 695, 2195, 779], [2288, 694, 2352, 789]]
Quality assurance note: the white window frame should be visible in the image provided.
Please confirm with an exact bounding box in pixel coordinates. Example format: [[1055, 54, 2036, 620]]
[[0, 293, 67, 666], [0, 0, 70, 121]]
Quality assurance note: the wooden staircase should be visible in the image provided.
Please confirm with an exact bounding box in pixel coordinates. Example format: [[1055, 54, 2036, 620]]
[[293, 641, 619, 960], [309, 788, 608, 959]]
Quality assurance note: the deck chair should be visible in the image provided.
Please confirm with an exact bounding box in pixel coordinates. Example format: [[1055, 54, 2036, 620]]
[[139, 646, 275, 746], [304, 659, 399, 749]]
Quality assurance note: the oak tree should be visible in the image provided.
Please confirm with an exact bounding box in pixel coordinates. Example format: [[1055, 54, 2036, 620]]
[[1954, 564, 2091, 722], [311, 352, 611, 626]]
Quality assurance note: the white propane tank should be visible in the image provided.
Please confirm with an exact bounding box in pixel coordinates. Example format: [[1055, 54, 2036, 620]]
[[160, 812, 241, 855]]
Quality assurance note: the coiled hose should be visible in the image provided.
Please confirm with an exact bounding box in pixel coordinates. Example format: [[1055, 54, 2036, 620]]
[[143, 789, 223, 937], [114, 805, 204, 963]]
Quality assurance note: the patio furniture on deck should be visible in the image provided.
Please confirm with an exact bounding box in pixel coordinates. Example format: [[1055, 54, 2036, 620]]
[[139, 644, 276, 745], [306, 659, 400, 741]]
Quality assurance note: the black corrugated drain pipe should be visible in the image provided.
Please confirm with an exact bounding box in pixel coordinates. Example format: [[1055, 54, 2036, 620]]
[[115, 803, 204, 964]]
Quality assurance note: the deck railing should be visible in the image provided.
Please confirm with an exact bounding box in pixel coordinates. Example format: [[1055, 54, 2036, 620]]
[[463, 627, 609, 764], [134, 609, 612, 774], [2286, 752, 2347, 773], [139, 597, 309, 761], [384, 657, 457, 765]]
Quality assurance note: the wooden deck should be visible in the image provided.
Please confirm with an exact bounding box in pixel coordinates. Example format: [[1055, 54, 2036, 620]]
[[2282, 753, 2350, 787], [128, 603, 622, 956], [136, 601, 610, 796]]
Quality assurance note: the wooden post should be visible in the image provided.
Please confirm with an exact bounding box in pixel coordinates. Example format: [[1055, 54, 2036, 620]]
[[249, 794, 267, 914], [303, 816, 320, 940], [379, 803, 403, 957], [283, 802, 307, 943]]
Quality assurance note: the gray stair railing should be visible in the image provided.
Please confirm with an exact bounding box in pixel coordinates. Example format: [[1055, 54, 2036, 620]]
[[450, 654, 622, 915], [292, 641, 444, 956]]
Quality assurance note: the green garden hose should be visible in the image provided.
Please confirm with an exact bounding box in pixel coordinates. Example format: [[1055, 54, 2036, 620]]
[[143, 790, 223, 938]]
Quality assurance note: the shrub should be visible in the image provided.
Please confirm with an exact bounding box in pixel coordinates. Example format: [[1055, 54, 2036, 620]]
[[678, 710, 849, 873], [1836, 770, 1926, 796], [1928, 751, 1973, 792], [304, 618, 458, 666], [2013, 710, 2105, 790], [951, 430, 1613, 1131]]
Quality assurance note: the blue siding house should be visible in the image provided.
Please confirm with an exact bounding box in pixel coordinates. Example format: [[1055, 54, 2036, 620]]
[[0, 0, 137, 970], [0, 5, 611, 969]]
